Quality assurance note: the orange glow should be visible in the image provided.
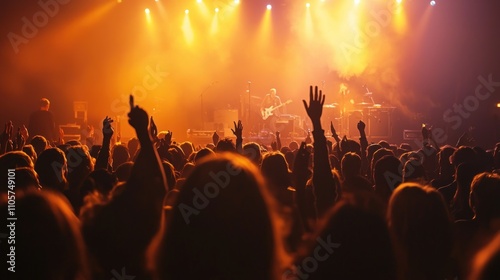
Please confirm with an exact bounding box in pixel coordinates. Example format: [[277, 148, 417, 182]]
[[182, 12, 194, 45], [393, 5, 408, 34]]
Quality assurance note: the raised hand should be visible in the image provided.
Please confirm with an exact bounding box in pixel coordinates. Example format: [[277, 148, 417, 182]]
[[14, 127, 25, 150], [330, 121, 340, 142], [128, 95, 149, 133], [102, 116, 114, 139], [271, 141, 278, 151], [231, 120, 243, 139], [357, 120, 366, 132], [165, 130, 173, 146], [302, 85, 325, 128], [212, 131, 220, 146], [150, 116, 158, 141], [20, 125, 29, 142], [0, 121, 13, 146]]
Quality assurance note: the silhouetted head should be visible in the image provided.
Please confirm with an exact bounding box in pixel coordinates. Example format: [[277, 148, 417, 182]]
[[65, 145, 94, 191], [387, 183, 452, 280], [216, 138, 236, 153], [438, 145, 456, 177], [40, 97, 50, 111], [373, 155, 403, 202], [149, 153, 283, 280], [180, 141, 194, 159], [114, 161, 133, 182], [127, 137, 140, 160], [470, 172, 500, 222], [296, 192, 396, 280], [112, 144, 130, 171], [403, 158, 427, 183], [371, 148, 394, 177], [340, 139, 361, 155], [80, 169, 117, 198], [13, 167, 41, 191], [261, 152, 292, 190], [35, 147, 67, 192], [22, 144, 37, 163], [270, 88, 277, 97], [0, 151, 33, 170], [194, 147, 215, 165], [341, 152, 361, 179], [0, 190, 89, 279], [243, 142, 262, 166], [30, 135, 49, 156], [367, 143, 382, 164], [451, 146, 476, 169], [288, 141, 299, 151]]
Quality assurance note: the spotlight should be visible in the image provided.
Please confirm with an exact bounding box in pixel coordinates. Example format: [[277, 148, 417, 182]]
[[185, 9, 189, 14], [306, 3, 310, 8], [355, 0, 360, 5], [234, 0, 240, 4], [215, 7, 219, 13], [145, 8, 150, 14], [430, 0, 436, 6], [267, 4, 272, 10], [497, 103, 500, 108], [396, 0, 402, 3], [197, 0, 202, 3]]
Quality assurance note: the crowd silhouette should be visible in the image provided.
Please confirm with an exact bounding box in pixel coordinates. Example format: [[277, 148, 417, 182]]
[[1, 87, 500, 280]]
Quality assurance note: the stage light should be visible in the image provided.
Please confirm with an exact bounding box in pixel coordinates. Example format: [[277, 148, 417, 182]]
[[185, 9, 189, 14], [430, 1, 436, 6], [306, 3, 310, 8], [197, 0, 202, 3], [234, 0, 240, 4], [145, 8, 150, 14], [215, 7, 219, 13], [117, 0, 122, 3], [355, 0, 360, 5], [267, 4, 272, 10], [396, 0, 402, 3], [497, 103, 500, 108]]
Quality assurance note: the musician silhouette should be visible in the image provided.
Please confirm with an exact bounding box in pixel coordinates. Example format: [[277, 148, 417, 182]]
[[260, 88, 283, 134]]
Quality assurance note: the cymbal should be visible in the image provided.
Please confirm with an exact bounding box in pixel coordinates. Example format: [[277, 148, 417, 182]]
[[356, 102, 371, 106], [323, 104, 337, 108]]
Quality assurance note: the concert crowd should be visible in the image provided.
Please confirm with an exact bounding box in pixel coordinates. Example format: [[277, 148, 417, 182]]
[[1, 86, 500, 280]]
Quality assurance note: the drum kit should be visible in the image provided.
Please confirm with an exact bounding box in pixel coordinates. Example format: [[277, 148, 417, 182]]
[[322, 94, 395, 138]]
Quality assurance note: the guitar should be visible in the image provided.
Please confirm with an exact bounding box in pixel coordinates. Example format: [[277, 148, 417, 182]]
[[261, 100, 292, 120]]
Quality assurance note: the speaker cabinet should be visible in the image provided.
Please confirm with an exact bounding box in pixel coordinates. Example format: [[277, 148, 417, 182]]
[[366, 108, 391, 138]]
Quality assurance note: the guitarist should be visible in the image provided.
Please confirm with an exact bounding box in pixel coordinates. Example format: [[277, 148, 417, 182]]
[[260, 88, 283, 134]]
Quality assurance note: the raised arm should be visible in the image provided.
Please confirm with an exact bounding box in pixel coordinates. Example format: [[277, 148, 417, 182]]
[[292, 142, 313, 232], [231, 120, 243, 154], [127, 95, 167, 195], [302, 86, 338, 218], [95, 116, 113, 171]]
